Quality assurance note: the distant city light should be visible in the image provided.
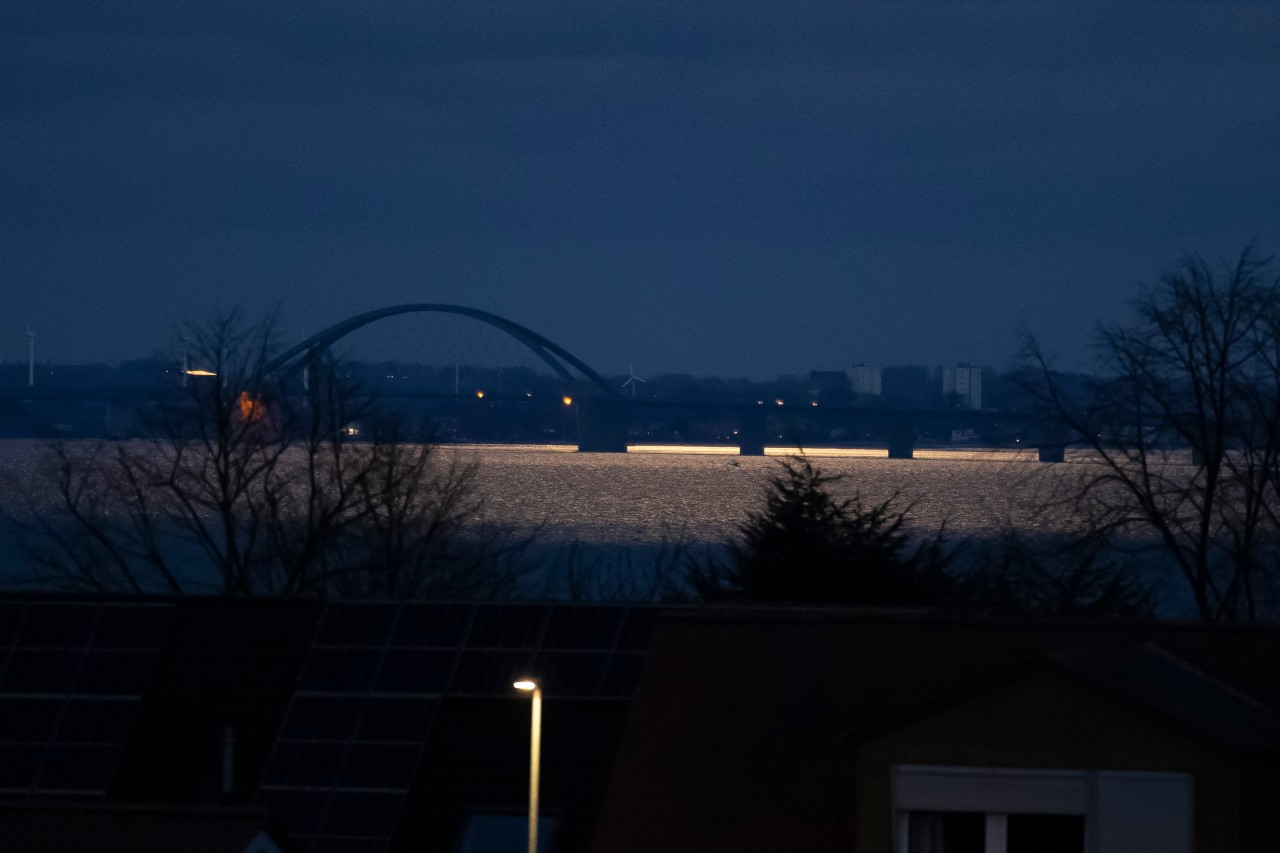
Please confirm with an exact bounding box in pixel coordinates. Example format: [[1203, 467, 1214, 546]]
[[237, 391, 265, 424], [775, 399, 784, 406], [562, 396, 573, 406], [476, 390, 485, 399], [183, 369, 217, 377], [810, 401, 818, 407]]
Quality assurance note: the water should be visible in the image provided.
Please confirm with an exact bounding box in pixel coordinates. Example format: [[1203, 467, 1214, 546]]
[[0, 439, 1134, 601], [0, 439, 1092, 546], [467, 444, 1085, 545]]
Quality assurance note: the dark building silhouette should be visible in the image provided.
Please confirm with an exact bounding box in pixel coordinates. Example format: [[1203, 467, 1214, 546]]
[[0, 596, 655, 853], [590, 609, 1280, 853], [3, 598, 1280, 852]]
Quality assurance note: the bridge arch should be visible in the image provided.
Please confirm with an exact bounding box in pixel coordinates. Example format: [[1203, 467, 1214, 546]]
[[266, 304, 618, 398]]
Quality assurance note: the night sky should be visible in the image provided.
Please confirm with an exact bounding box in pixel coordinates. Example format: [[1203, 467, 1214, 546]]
[[2, 2, 1278, 377]]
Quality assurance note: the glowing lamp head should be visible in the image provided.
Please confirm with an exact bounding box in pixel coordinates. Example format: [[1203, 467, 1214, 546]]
[[562, 396, 573, 406], [513, 680, 539, 691], [476, 390, 485, 399]]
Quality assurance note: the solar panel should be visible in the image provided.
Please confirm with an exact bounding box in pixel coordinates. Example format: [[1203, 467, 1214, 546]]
[[300, 648, 381, 692], [532, 651, 612, 698], [466, 604, 546, 648], [0, 604, 26, 648], [259, 603, 432, 853], [543, 606, 623, 650], [450, 649, 538, 695], [600, 652, 646, 698], [259, 601, 659, 853], [357, 697, 436, 742], [314, 603, 395, 648], [279, 696, 364, 742], [91, 605, 172, 650], [372, 648, 454, 694], [17, 603, 98, 647], [389, 603, 472, 647], [616, 607, 658, 651], [0, 601, 173, 798], [75, 651, 155, 695]]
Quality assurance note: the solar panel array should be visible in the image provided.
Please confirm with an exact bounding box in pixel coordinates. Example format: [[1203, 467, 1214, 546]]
[[258, 601, 656, 853], [0, 601, 173, 797]]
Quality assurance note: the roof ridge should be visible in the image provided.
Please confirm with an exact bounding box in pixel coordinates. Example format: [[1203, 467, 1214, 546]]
[[1136, 640, 1278, 716]]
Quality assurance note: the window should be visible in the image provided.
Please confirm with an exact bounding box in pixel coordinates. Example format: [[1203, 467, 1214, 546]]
[[892, 766, 1191, 853], [906, 811, 1084, 853]]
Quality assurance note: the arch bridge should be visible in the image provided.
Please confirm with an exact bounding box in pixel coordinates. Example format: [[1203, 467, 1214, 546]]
[[267, 304, 629, 452], [266, 305, 1069, 460]]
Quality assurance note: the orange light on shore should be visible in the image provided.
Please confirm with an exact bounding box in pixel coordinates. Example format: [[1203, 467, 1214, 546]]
[[476, 390, 485, 399], [237, 391, 266, 424], [562, 396, 573, 406], [184, 369, 217, 377]]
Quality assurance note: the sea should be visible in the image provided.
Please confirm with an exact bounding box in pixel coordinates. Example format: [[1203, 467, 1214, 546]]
[[467, 443, 1085, 544], [1, 439, 1167, 602]]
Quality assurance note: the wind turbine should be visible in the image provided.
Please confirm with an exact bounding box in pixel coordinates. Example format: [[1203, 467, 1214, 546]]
[[620, 363, 647, 399]]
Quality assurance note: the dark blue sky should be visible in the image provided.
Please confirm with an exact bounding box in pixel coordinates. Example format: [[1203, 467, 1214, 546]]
[[2, 1, 1277, 377]]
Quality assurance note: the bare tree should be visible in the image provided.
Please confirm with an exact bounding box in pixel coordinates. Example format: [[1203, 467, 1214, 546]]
[[547, 525, 700, 602], [1023, 247, 1280, 620], [953, 524, 1154, 619], [323, 420, 533, 598], [2, 311, 528, 597]]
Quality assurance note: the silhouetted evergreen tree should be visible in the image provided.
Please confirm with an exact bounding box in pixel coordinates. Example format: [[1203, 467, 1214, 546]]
[[688, 458, 949, 605]]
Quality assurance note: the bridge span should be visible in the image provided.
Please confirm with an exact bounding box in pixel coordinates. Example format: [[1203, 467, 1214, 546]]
[[0, 385, 1068, 460], [2, 303, 1070, 459], [261, 304, 1067, 459]]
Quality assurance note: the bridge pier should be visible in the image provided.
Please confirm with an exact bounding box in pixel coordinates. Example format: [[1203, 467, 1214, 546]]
[[1032, 424, 1071, 463], [576, 398, 629, 453], [1037, 444, 1066, 463], [1190, 446, 1225, 466], [738, 410, 767, 456], [887, 418, 915, 459]]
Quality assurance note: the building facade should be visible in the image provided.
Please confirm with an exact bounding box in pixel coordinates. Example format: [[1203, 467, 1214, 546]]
[[942, 364, 982, 409]]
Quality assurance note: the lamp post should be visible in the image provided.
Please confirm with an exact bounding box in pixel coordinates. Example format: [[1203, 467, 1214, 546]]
[[513, 679, 542, 853]]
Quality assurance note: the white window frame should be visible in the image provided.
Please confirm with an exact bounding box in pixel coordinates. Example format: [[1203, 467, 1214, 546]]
[[891, 764, 1192, 853]]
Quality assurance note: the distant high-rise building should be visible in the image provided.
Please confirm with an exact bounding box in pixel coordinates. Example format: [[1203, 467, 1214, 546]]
[[942, 364, 982, 409], [809, 370, 853, 404], [850, 364, 882, 396]]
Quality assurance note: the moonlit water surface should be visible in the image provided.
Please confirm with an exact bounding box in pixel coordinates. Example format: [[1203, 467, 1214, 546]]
[[0, 439, 1174, 603], [465, 444, 1084, 544], [0, 439, 1091, 549]]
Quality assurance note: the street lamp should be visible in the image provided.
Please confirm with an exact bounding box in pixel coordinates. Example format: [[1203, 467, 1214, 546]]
[[513, 679, 542, 853]]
